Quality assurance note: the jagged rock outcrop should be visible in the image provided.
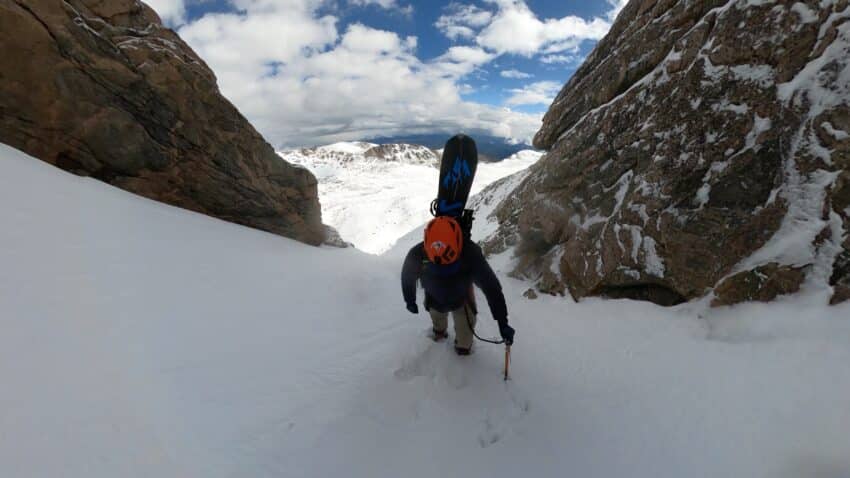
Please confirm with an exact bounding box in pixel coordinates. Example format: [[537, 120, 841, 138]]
[[483, 0, 850, 305], [0, 0, 324, 244]]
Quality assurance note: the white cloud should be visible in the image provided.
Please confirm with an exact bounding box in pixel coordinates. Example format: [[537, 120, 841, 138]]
[[505, 81, 561, 106], [349, 0, 414, 16], [341, 23, 406, 52], [500, 69, 532, 79], [178, 6, 541, 146], [476, 0, 610, 56], [541, 38, 582, 54], [170, 0, 626, 146], [540, 53, 583, 65], [430, 46, 496, 78], [350, 0, 394, 6], [145, 0, 186, 26], [441, 45, 495, 65], [179, 0, 337, 74], [606, 0, 629, 21], [435, 3, 493, 40]]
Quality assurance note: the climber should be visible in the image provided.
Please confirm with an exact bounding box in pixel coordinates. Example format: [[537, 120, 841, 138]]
[[401, 216, 515, 355]]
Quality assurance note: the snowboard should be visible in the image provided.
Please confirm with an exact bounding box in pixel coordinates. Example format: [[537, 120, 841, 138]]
[[434, 134, 478, 217]]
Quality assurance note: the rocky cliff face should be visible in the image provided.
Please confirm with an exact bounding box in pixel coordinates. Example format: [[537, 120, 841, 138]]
[[483, 0, 850, 305], [0, 0, 324, 245]]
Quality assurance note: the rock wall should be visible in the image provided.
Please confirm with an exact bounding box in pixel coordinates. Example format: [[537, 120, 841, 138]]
[[484, 0, 850, 305], [0, 0, 324, 245]]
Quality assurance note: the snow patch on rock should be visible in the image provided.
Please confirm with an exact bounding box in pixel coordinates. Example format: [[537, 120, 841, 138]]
[[736, 13, 850, 289]]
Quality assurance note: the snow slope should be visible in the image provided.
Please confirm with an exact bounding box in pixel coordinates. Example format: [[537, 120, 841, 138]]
[[2, 143, 850, 478], [283, 143, 542, 254]]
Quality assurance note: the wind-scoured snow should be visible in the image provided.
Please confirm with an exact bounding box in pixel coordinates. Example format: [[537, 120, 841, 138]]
[[2, 143, 850, 478], [283, 146, 542, 254]]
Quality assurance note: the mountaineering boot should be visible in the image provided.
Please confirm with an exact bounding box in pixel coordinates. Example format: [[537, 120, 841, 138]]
[[430, 328, 449, 342], [454, 345, 471, 356]]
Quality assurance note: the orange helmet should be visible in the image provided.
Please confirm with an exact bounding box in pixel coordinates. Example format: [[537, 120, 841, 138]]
[[424, 216, 463, 265]]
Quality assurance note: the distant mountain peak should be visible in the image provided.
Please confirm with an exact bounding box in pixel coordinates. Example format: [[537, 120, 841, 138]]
[[278, 141, 541, 254], [366, 133, 535, 162], [287, 142, 438, 167]]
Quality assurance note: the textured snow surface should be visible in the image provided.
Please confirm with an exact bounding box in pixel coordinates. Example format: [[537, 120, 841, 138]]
[[2, 143, 850, 478], [283, 146, 542, 254]]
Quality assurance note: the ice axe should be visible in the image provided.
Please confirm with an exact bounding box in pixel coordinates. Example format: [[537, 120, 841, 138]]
[[463, 303, 513, 380], [504, 344, 511, 381]]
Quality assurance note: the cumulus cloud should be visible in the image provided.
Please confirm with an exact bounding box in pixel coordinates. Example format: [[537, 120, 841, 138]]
[[505, 81, 561, 106], [441, 45, 495, 65], [350, 0, 394, 7], [500, 69, 532, 79], [416, 45, 492, 78], [170, 0, 628, 146], [540, 53, 583, 65], [178, 4, 542, 146], [145, 0, 186, 26], [341, 23, 409, 52], [436, 0, 624, 59], [435, 3, 493, 40], [349, 0, 414, 16], [476, 0, 610, 56]]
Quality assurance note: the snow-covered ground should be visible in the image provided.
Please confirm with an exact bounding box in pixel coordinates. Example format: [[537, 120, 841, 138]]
[[282, 142, 542, 254], [3, 142, 850, 478]]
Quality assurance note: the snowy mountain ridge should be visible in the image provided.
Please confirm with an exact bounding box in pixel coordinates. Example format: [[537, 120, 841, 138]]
[[287, 142, 439, 167], [281, 143, 543, 254]]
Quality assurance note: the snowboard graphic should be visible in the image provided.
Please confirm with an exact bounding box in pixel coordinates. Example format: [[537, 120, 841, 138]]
[[435, 134, 478, 217]]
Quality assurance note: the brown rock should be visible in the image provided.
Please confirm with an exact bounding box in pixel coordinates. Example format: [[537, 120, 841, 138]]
[[831, 240, 850, 304], [482, 0, 850, 306], [323, 225, 352, 248], [0, 0, 324, 244], [712, 264, 806, 307], [832, 285, 850, 305]]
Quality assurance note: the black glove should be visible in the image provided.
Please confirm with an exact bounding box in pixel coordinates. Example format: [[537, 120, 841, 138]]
[[406, 302, 419, 314], [498, 321, 515, 345]]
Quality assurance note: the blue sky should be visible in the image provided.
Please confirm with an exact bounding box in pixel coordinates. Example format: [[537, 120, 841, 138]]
[[145, 0, 626, 147]]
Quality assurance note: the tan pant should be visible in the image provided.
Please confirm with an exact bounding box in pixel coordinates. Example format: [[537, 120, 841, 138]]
[[430, 305, 477, 349]]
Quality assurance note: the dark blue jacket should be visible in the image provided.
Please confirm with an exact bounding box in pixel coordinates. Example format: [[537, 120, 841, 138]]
[[401, 240, 508, 323]]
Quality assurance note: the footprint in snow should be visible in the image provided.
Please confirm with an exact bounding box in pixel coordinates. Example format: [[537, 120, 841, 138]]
[[393, 342, 441, 381], [477, 417, 502, 448], [476, 388, 531, 448], [393, 337, 470, 389]]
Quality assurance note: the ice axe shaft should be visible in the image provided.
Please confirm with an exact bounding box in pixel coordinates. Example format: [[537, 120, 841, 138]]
[[504, 345, 511, 381]]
